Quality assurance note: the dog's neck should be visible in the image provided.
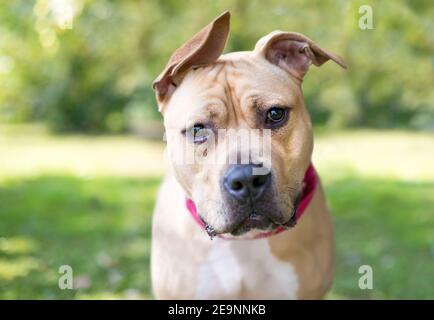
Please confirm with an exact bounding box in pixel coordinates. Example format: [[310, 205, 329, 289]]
[[185, 162, 318, 240]]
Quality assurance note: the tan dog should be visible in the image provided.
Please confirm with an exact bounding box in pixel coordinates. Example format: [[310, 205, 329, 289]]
[[151, 11, 346, 299]]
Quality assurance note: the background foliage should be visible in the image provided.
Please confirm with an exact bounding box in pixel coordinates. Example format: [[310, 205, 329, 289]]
[[1, 0, 433, 133], [0, 1, 433, 299]]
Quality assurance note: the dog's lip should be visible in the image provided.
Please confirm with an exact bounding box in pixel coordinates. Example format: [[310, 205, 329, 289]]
[[229, 212, 273, 235], [226, 205, 299, 235], [248, 212, 265, 221], [203, 201, 299, 238]]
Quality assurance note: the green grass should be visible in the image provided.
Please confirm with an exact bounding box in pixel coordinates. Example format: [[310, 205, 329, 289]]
[[0, 176, 160, 299], [0, 124, 433, 299], [327, 178, 434, 299]]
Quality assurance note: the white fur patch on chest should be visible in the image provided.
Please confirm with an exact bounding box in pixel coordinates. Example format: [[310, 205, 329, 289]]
[[195, 238, 298, 299]]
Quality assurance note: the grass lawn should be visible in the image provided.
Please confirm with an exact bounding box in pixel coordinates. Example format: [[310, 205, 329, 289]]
[[0, 124, 433, 299]]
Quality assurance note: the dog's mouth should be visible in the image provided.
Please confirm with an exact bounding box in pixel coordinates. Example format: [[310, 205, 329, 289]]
[[229, 212, 271, 236], [201, 189, 302, 239], [204, 208, 297, 239], [229, 210, 297, 236]]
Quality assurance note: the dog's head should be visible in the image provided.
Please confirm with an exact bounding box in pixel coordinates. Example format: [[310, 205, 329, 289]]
[[153, 11, 346, 238]]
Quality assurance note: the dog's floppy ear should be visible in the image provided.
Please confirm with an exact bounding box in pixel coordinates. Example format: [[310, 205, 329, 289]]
[[152, 11, 230, 109], [254, 31, 347, 82]]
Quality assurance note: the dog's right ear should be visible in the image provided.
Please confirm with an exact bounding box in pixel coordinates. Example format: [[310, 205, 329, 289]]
[[152, 11, 230, 111]]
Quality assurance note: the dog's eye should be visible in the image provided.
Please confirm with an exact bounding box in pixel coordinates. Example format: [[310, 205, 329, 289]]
[[187, 124, 210, 144], [265, 107, 288, 127]]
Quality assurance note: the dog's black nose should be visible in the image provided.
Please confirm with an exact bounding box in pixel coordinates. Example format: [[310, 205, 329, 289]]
[[223, 164, 271, 203]]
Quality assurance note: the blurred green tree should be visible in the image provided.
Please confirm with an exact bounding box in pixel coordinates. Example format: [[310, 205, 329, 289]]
[[0, 0, 433, 132]]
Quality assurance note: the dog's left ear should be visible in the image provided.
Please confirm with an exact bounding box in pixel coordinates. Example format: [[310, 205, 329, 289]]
[[153, 11, 230, 110], [254, 31, 347, 82]]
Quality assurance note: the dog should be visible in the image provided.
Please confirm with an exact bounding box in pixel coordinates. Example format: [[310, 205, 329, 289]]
[[150, 11, 346, 299]]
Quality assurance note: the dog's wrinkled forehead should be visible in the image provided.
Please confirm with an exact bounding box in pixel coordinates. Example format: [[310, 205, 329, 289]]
[[164, 54, 296, 124], [152, 11, 346, 113]]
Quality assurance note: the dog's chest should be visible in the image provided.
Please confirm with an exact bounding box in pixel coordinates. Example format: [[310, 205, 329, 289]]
[[195, 238, 299, 299]]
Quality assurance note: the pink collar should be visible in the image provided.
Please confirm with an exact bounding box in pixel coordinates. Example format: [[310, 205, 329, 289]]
[[185, 163, 318, 239]]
